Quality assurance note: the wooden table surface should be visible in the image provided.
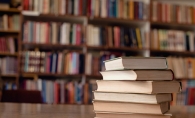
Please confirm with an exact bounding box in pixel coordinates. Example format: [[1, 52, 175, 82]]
[[0, 103, 195, 118]]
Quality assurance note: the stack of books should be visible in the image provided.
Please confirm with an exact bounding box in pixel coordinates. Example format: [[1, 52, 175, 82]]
[[93, 57, 181, 118]]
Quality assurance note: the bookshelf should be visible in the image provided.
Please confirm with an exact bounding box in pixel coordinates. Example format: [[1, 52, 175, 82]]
[[0, 0, 194, 105], [0, 4, 21, 92]]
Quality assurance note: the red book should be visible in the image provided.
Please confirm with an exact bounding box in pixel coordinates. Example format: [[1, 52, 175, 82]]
[[189, 88, 195, 105], [176, 5, 180, 23], [83, 83, 89, 104], [76, 25, 81, 45], [2, 38, 6, 52], [54, 82, 59, 104], [87, 0, 91, 16], [157, 3, 162, 22], [194, 8, 195, 24], [79, 0, 83, 15], [0, 38, 2, 52], [45, 23, 49, 44], [165, 4, 168, 22]]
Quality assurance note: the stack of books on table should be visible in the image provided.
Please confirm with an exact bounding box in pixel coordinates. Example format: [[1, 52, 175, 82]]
[[93, 57, 181, 118]]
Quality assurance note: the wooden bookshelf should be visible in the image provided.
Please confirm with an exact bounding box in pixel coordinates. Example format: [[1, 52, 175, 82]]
[[1, 74, 18, 78], [0, 30, 20, 33], [151, 21, 195, 30], [22, 43, 84, 51], [150, 49, 195, 56], [4, 0, 195, 105], [21, 72, 84, 78], [0, 52, 18, 57], [0, 8, 21, 13], [89, 17, 149, 26]]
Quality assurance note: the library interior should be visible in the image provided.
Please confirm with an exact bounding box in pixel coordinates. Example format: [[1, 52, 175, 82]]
[[0, 0, 195, 118]]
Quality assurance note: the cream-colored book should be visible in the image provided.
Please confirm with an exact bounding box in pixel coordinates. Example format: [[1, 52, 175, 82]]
[[93, 100, 169, 114], [96, 80, 180, 94]]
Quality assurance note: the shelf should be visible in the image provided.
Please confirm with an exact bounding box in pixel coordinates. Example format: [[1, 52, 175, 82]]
[[21, 72, 84, 78], [87, 46, 148, 52], [0, 30, 20, 33], [22, 11, 87, 23], [1, 74, 18, 78], [0, 8, 21, 13], [86, 74, 102, 79], [151, 21, 195, 30], [176, 78, 195, 80], [0, 52, 18, 56], [89, 17, 149, 26], [150, 49, 195, 56], [22, 43, 84, 51]]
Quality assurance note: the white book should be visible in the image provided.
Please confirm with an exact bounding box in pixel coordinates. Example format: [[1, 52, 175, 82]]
[[39, 0, 43, 13], [61, 0, 66, 14], [37, 79, 42, 91], [101, 0, 107, 17], [189, 32, 194, 52], [34, 0, 39, 11], [74, 0, 78, 15], [60, 23, 66, 44]]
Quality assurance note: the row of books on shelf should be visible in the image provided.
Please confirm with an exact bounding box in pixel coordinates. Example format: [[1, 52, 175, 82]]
[[23, 0, 149, 20], [151, 29, 195, 51], [152, 1, 195, 24], [0, 15, 20, 30], [0, 37, 17, 53], [23, 21, 85, 45], [21, 79, 97, 104], [167, 57, 195, 79], [2, 83, 17, 90], [92, 0, 149, 19], [22, 51, 85, 74], [173, 80, 195, 105], [86, 25, 149, 48], [0, 57, 17, 75]]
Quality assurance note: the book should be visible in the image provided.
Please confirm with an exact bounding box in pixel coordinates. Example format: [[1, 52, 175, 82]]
[[93, 100, 169, 114], [96, 80, 180, 94], [94, 91, 172, 104], [100, 69, 174, 80], [95, 111, 172, 118], [104, 57, 167, 70]]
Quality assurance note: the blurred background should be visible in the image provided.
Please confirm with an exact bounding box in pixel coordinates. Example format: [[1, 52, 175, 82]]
[[0, 0, 194, 106]]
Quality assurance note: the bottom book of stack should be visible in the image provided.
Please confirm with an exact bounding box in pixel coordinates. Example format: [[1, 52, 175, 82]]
[[94, 111, 171, 118]]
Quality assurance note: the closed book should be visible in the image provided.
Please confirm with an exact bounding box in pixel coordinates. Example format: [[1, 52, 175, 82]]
[[96, 80, 180, 94], [100, 69, 174, 81], [104, 57, 167, 70], [94, 91, 172, 104], [95, 111, 172, 118], [93, 100, 169, 114]]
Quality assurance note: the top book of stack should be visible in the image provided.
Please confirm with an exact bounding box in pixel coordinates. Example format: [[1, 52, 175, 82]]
[[104, 57, 167, 70]]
